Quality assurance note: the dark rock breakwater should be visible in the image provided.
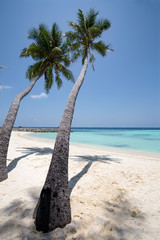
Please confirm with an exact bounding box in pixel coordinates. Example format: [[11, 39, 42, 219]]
[[13, 128, 59, 133]]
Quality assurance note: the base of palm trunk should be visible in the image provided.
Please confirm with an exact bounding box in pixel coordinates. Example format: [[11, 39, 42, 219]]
[[35, 187, 71, 233], [0, 168, 8, 182]]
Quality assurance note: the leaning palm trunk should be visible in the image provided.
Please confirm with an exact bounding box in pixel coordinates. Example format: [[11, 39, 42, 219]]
[[0, 76, 40, 181], [34, 56, 88, 233]]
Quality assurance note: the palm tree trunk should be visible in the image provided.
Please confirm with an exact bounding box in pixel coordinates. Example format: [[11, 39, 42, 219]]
[[0, 77, 39, 182], [34, 56, 88, 232]]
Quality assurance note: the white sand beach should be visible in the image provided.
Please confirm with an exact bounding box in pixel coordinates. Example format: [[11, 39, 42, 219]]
[[0, 131, 160, 240]]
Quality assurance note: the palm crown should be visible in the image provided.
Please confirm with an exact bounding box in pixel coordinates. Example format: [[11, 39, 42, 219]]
[[20, 23, 74, 93], [65, 8, 113, 69]]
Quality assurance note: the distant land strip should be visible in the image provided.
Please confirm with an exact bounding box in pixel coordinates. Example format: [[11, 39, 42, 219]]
[[13, 128, 59, 133]]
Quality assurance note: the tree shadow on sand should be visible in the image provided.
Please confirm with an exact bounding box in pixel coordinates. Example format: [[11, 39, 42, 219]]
[[0, 188, 148, 240], [0, 191, 65, 240], [1, 153, 150, 239], [85, 191, 147, 240], [69, 155, 121, 195], [7, 147, 53, 173]]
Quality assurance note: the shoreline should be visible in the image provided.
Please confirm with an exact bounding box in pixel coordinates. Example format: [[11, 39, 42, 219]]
[[25, 131, 160, 161], [0, 131, 159, 239]]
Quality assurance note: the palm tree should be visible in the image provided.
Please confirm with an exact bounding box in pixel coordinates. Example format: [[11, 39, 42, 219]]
[[34, 9, 112, 232], [0, 23, 74, 182]]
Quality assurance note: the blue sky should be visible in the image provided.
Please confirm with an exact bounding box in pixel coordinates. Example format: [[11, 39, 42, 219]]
[[0, 0, 160, 127]]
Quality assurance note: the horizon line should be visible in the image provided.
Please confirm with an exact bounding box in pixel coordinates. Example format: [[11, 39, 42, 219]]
[[9, 126, 160, 129]]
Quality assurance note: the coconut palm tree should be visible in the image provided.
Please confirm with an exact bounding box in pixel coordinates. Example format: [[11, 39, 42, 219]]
[[0, 23, 74, 182], [34, 9, 112, 232]]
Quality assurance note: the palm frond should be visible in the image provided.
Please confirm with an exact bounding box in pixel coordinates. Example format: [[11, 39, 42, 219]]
[[44, 66, 53, 93], [20, 44, 46, 60], [68, 42, 82, 52], [89, 49, 95, 71], [52, 47, 62, 54], [61, 54, 71, 67], [68, 22, 84, 36], [77, 9, 87, 31], [61, 38, 70, 52], [38, 25, 52, 54], [26, 61, 45, 80], [91, 41, 108, 56], [28, 27, 39, 41], [88, 26, 102, 39], [56, 62, 74, 82], [51, 23, 60, 37], [71, 48, 83, 62], [67, 8, 112, 67], [81, 49, 86, 65], [86, 8, 98, 28], [21, 22, 74, 89], [95, 19, 111, 31], [107, 48, 114, 52], [51, 23, 62, 47], [20, 48, 28, 57], [62, 68, 74, 82], [55, 71, 62, 89], [65, 31, 82, 44], [49, 48, 70, 67], [39, 23, 49, 32]]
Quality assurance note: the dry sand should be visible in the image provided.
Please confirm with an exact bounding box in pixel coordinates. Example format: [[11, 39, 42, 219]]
[[0, 131, 160, 240]]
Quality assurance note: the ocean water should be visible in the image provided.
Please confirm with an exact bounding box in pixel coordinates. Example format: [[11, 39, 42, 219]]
[[30, 128, 160, 154]]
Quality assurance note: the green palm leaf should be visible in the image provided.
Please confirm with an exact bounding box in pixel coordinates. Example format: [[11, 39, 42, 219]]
[[20, 22, 74, 92], [68, 22, 85, 37], [26, 61, 45, 80], [60, 54, 71, 67], [20, 44, 46, 60], [81, 49, 86, 65], [71, 48, 83, 62], [45, 66, 53, 93], [91, 41, 108, 56], [27, 28, 39, 42], [55, 71, 62, 89], [88, 26, 102, 39], [56, 62, 74, 82], [86, 8, 98, 28], [68, 42, 82, 52], [20, 48, 28, 57], [89, 49, 95, 71], [95, 19, 111, 31], [66, 8, 112, 69], [51, 23, 62, 47], [65, 31, 82, 43], [77, 9, 87, 32]]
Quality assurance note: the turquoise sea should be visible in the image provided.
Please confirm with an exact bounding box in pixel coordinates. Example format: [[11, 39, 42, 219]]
[[30, 128, 160, 154]]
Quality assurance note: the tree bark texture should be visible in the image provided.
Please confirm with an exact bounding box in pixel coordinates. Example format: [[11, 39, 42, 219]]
[[35, 56, 88, 232], [0, 77, 39, 181]]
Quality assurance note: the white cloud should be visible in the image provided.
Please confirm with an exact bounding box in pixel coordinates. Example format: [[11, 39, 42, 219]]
[[0, 83, 12, 90], [30, 92, 48, 99], [0, 66, 8, 69]]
